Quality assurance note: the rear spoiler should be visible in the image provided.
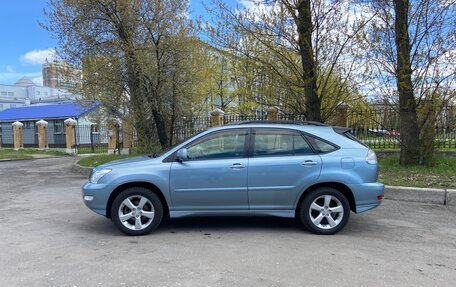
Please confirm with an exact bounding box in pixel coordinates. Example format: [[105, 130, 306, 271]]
[[332, 126, 368, 147], [332, 126, 352, 134]]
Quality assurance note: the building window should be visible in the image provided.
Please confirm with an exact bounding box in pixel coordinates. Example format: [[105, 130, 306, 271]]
[[1, 91, 6, 96], [36, 91, 40, 95], [54, 120, 64, 134], [0, 104, 3, 111], [24, 122, 35, 129], [10, 104, 16, 108], [7, 92, 14, 96], [44, 92, 48, 96]]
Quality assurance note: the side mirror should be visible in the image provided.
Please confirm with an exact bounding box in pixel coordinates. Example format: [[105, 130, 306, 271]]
[[176, 148, 189, 162]]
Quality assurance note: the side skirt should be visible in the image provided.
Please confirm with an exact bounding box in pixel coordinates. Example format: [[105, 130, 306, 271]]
[[170, 210, 295, 218]]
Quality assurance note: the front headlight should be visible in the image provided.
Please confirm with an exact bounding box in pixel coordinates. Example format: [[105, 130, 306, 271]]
[[89, 168, 112, 184]]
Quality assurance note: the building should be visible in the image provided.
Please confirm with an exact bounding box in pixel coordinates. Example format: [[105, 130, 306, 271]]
[[0, 102, 100, 147], [42, 60, 82, 89], [0, 76, 78, 111]]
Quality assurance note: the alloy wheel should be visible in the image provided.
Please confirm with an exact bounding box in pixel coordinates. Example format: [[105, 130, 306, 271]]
[[118, 195, 155, 231], [308, 195, 344, 230]]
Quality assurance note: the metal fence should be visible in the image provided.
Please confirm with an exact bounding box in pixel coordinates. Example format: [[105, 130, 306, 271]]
[[0, 126, 13, 147], [347, 107, 456, 149], [75, 125, 109, 154], [1, 106, 455, 151], [175, 106, 456, 150], [171, 117, 211, 144], [22, 126, 37, 147]]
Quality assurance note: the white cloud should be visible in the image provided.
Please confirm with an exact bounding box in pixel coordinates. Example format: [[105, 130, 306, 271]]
[[6, 65, 14, 73], [20, 48, 56, 65]]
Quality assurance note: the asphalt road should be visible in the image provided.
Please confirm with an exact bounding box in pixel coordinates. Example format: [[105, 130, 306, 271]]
[[1, 157, 456, 287]]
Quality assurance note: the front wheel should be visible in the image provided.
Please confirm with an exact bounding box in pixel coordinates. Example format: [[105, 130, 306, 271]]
[[111, 187, 164, 236], [299, 187, 350, 235]]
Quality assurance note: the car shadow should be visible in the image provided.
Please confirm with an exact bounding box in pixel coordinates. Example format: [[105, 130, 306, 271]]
[[160, 216, 303, 233], [79, 214, 377, 237], [79, 215, 304, 236]]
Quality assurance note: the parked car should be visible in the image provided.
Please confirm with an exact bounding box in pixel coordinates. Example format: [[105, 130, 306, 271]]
[[82, 121, 384, 235], [368, 129, 400, 137]]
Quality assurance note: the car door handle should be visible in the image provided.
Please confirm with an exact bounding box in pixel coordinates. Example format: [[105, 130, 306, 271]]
[[302, 160, 318, 166], [230, 163, 246, 169]]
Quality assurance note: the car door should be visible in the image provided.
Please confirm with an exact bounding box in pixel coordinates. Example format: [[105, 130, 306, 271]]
[[247, 128, 322, 210], [170, 128, 250, 211]]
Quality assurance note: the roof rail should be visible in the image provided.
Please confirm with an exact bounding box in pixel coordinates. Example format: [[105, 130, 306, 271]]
[[226, 120, 327, 127]]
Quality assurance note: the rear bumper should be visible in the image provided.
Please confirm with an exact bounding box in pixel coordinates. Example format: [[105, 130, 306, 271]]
[[347, 182, 384, 213]]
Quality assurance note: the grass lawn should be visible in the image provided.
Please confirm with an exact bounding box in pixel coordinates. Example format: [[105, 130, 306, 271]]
[[378, 155, 456, 189], [0, 148, 66, 160], [77, 154, 139, 167]]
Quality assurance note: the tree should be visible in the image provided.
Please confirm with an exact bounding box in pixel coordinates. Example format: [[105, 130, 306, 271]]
[[394, 0, 420, 165], [207, 0, 374, 122], [44, 0, 197, 151], [368, 0, 455, 164]]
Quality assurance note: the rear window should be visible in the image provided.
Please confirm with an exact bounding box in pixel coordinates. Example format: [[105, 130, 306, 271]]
[[305, 135, 338, 153]]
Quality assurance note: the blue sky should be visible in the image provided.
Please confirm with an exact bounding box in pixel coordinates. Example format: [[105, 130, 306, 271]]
[[0, 0, 240, 86], [0, 0, 56, 85]]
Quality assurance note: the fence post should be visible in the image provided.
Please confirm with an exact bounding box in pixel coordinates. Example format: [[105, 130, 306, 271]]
[[36, 120, 49, 150], [121, 120, 133, 155], [90, 124, 97, 153], [12, 121, 24, 150], [334, 103, 349, 127], [211, 109, 225, 127], [107, 120, 119, 155], [64, 118, 77, 155], [267, 106, 280, 121]]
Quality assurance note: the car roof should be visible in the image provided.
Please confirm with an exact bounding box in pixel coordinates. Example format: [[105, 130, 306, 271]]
[[211, 122, 332, 133], [226, 120, 327, 127]]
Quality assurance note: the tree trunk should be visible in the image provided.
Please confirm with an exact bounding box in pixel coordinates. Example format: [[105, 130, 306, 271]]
[[125, 54, 155, 152], [296, 0, 322, 122], [394, 0, 420, 165], [152, 109, 169, 149], [169, 77, 177, 147]]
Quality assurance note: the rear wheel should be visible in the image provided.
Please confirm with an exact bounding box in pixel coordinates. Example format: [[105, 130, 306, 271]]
[[299, 187, 350, 235], [111, 187, 164, 236]]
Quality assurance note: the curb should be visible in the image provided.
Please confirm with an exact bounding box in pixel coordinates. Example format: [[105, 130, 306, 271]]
[[385, 185, 456, 206], [72, 161, 93, 177]]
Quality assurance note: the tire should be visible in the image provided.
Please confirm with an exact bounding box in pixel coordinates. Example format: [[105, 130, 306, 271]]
[[111, 187, 164, 236], [298, 187, 350, 235]]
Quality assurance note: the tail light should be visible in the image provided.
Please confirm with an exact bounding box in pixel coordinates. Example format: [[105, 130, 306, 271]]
[[366, 149, 377, 165]]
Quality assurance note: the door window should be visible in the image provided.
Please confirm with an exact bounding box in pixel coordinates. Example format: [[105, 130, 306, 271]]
[[253, 130, 313, 156], [186, 130, 247, 160]]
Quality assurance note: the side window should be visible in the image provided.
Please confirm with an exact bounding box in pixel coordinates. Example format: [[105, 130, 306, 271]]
[[186, 130, 247, 160], [306, 135, 338, 153], [253, 130, 313, 157]]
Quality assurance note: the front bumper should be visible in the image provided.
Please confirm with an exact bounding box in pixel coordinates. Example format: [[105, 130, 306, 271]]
[[347, 182, 384, 213], [81, 182, 114, 217]]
